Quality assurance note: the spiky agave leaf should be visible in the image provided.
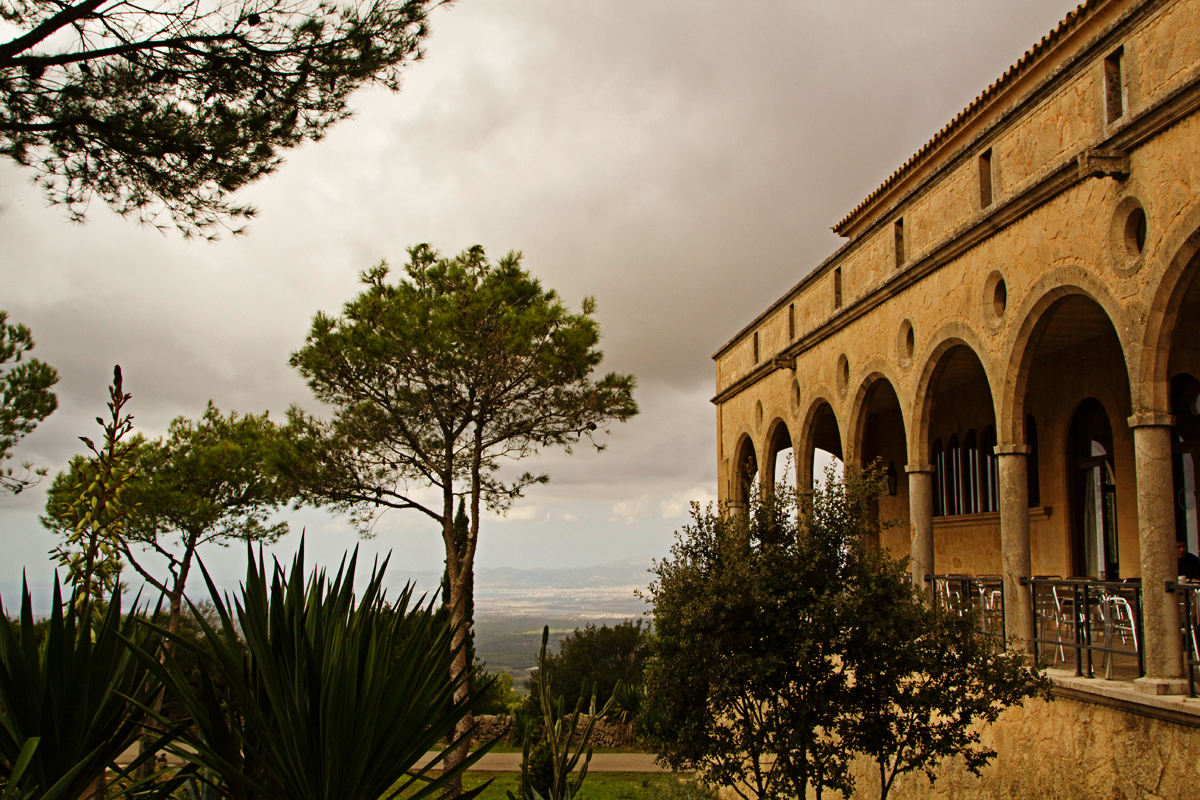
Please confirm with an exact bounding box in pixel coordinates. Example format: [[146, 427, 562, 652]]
[[134, 541, 495, 800], [0, 577, 186, 800]]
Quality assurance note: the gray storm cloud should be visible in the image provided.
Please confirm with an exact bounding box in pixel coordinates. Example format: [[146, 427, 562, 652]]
[[0, 0, 1074, 584]]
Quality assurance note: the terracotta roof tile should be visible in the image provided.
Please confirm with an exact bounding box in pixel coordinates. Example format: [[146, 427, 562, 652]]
[[832, 1, 1099, 237]]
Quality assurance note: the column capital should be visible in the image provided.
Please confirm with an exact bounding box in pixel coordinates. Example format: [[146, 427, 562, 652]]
[[995, 444, 1031, 456], [904, 463, 934, 474], [1127, 412, 1175, 428]]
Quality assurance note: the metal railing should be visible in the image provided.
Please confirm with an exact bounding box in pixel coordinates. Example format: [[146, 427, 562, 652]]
[[1028, 577, 1143, 680], [1177, 582, 1200, 698], [931, 574, 1005, 651]]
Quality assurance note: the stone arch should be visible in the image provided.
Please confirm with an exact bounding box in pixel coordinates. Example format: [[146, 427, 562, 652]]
[[798, 393, 843, 491], [848, 357, 911, 467], [910, 319, 995, 466], [1141, 211, 1200, 414], [731, 431, 758, 506], [849, 367, 912, 553], [997, 266, 1133, 446], [763, 417, 795, 488]]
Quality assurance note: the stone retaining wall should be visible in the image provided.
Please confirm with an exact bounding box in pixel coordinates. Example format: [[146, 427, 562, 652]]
[[470, 714, 636, 749], [847, 689, 1200, 800]]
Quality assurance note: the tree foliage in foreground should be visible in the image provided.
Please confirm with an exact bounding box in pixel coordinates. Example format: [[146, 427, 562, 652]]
[[643, 468, 1049, 800], [0, 0, 444, 237], [0, 312, 57, 495], [121, 402, 289, 634], [281, 244, 638, 782]]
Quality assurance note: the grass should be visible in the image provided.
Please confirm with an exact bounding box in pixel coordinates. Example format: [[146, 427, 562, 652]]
[[397, 772, 713, 800]]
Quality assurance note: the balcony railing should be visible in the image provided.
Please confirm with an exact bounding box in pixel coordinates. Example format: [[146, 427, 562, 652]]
[[931, 574, 1005, 652], [1028, 577, 1144, 680], [927, 575, 1200, 688], [1177, 581, 1200, 698]]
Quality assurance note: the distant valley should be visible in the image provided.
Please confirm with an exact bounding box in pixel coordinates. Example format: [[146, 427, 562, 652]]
[[388, 557, 654, 677]]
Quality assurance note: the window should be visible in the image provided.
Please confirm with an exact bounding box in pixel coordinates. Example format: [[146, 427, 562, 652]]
[[753, 331, 759, 363], [979, 149, 994, 208], [834, 268, 843, 309], [1026, 414, 1041, 507], [1069, 399, 1119, 579], [1104, 48, 1124, 124], [894, 218, 905, 267], [963, 430, 979, 514], [933, 439, 946, 517], [1171, 374, 1200, 554], [947, 435, 962, 516], [981, 426, 999, 512], [788, 303, 795, 339]]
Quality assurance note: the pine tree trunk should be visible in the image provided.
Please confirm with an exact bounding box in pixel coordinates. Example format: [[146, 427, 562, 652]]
[[443, 566, 474, 797]]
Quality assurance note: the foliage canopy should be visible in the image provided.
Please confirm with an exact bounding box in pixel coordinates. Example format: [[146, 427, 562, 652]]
[[0, 0, 443, 237], [283, 243, 637, 785], [0, 312, 57, 495], [123, 401, 290, 631], [525, 619, 651, 718], [643, 468, 1049, 800]]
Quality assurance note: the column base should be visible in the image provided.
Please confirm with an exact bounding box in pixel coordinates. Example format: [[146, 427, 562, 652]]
[[1132, 677, 1187, 696]]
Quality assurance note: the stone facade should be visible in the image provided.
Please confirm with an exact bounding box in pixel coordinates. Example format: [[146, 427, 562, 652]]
[[848, 673, 1200, 800], [713, 0, 1200, 796]]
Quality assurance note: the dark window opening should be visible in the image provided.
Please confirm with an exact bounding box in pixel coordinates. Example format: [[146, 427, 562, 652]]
[[1026, 414, 1041, 507], [1171, 374, 1200, 555], [963, 430, 979, 514], [753, 331, 759, 363], [894, 218, 905, 267], [947, 434, 962, 516], [1104, 48, 1124, 124], [788, 303, 795, 339], [979, 149, 994, 208], [982, 426, 999, 513], [834, 268, 843, 309], [933, 439, 946, 517], [1125, 206, 1147, 256], [1069, 399, 1119, 579]]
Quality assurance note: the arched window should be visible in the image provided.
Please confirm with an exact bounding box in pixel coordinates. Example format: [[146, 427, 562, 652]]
[[963, 430, 979, 514], [947, 434, 962, 516], [1027, 414, 1041, 507], [981, 426, 999, 512], [933, 438, 945, 517]]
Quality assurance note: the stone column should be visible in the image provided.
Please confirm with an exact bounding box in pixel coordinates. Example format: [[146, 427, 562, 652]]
[[1129, 414, 1184, 693], [996, 446, 1033, 653], [907, 465, 935, 599]]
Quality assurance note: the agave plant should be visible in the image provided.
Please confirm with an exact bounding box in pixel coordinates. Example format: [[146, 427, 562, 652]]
[[0, 578, 183, 800], [134, 544, 492, 800], [509, 627, 617, 800]]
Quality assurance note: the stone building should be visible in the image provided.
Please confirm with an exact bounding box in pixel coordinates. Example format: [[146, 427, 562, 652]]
[[712, 0, 1200, 795]]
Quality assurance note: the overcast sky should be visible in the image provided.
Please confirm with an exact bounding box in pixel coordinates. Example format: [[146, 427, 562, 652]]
[[0, 0, 1076, 601]]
